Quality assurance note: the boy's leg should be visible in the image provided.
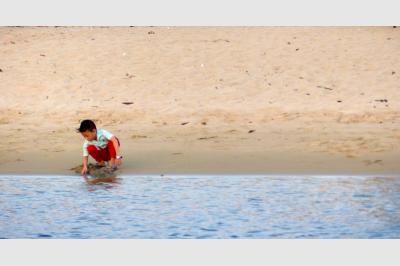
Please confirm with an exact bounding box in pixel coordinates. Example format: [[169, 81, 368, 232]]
[[106, 140, 117, 159], [87, 145, 110, 163], [106, 138, 121, 169]]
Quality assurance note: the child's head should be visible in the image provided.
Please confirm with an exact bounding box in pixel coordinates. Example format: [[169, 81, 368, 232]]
[[77, 119, 97, 141]]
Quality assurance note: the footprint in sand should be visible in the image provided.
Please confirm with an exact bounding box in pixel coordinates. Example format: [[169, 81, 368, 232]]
[[125, 73, 135, 79], [0, 118, 10, 125], [363, 160, 384, 166], [131, 135, 148, 139]]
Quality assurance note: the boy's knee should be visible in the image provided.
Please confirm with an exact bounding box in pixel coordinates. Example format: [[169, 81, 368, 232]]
[[87, 145, 97, 153]]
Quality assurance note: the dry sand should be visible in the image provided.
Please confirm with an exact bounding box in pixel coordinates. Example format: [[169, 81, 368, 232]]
[[0, 26, 399, 175]]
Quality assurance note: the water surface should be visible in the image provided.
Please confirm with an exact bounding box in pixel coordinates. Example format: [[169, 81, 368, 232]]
[[0, 174, 399, 238]]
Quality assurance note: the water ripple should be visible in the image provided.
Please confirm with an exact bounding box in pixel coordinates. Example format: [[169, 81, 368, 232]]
[[0, 175, 399, 238]]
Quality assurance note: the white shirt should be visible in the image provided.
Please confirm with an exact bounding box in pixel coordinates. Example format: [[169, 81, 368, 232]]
[[82, 128, 114, 156]]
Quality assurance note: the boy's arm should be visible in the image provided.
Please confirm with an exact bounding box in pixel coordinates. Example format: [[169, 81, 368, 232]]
[[81, 141, 89, 174], [81, 156, 89, 175], [83, 156, 89, 167], [101, 129, 120, 157], [110, 136, 120, 156]]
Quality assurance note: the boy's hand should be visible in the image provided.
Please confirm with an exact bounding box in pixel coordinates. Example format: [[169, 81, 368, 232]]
[[81, 165, 88, 175]]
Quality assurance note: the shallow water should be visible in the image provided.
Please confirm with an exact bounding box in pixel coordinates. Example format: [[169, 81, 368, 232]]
[[0, 174, 399, 238]]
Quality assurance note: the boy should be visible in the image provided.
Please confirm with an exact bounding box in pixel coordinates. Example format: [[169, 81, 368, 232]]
[[77, 119, 122, 175]]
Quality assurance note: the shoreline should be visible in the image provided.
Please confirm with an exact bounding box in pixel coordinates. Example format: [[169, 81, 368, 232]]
[[1, 146, 399, 176], [0, 173, 400, 178]]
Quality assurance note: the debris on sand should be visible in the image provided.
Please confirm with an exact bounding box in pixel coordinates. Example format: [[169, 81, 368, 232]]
[[375, 99, 388, 103], [122, 102, 134, 105], [198, 136, 218, 140], [211, 39, 230, 43], [70, 163, 118, 183], [317, 85, 333, 91], [248, 130, 255, 133]]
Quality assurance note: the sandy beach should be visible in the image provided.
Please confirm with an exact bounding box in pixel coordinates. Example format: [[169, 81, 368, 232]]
[[0, 26, 399, 175]]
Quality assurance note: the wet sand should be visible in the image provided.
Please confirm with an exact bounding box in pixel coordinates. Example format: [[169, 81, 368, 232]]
[[0, 27, 399, 175]]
